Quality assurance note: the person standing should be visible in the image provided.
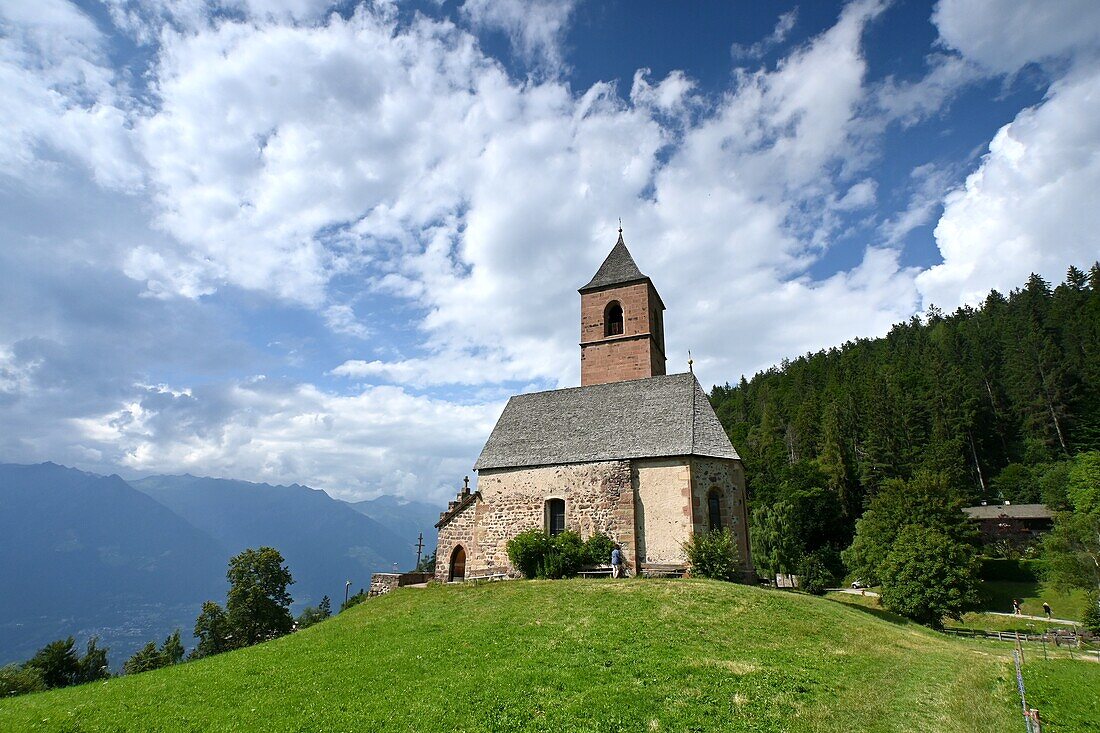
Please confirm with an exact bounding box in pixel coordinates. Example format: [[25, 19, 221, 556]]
[[611, 545, 623, 579], [1043, 602, 1052, 620], [1012, 599, 1021, 615]]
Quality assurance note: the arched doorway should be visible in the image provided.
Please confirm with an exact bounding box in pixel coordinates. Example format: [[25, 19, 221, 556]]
[[449, 545, 466, 582]]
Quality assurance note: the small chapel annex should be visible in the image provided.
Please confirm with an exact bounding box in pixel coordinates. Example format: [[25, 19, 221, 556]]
[[434, 231, 754, 582]]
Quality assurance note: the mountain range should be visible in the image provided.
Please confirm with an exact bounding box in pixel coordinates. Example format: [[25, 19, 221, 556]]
[[0, 462, 441, 667]]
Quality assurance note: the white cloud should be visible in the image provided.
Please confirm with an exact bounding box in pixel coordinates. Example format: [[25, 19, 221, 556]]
[[731, 8, 798, 62], [918, 62, 1100, 309], [12, 0, 1096, 504], [71, 380, 501, 501], [0, 0, 142, 188], [934, 0, 1100, 74], [460, 0, 577, 75]]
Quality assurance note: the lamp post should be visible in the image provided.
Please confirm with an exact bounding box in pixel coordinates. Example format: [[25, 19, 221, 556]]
[[344, 580, 351, 609]]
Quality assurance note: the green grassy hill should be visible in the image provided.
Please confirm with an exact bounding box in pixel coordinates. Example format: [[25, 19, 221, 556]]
[[2, 580, 1096, 732]]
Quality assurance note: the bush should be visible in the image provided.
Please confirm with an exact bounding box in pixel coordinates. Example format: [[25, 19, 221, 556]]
[[682, 529, 740, 581], [0, 665, 46, 698], [542, 531, 585, 578], [1083, 592, 1100, 634], [341, 590, 367, 612], [507, 530, 615, 579], [507, 530, 552, 578], [582, 533, 616, 567], [798, 550, 838, 595]]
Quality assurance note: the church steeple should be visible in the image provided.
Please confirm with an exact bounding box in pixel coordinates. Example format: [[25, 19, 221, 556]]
[[578, 230, 666, 386]]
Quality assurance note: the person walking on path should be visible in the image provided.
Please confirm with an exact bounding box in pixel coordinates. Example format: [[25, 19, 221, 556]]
[[611, 546, 623, 579], [1012, 599, 1021, 615], [1043, 602, 1052, 620]]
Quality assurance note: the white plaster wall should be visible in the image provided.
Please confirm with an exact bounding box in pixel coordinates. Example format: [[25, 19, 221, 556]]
[[633, 458, 692, 564]]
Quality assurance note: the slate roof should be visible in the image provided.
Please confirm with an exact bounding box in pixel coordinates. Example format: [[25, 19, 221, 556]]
[[474, 372, 740, 471], [963, 504, 1054, 520], [579, 233, 650, 292]]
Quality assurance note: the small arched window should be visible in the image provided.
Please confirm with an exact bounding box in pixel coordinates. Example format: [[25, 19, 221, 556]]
[[546, 498, 566, 536], [605, 301, 624, 336], [708, 490, 722, 531]]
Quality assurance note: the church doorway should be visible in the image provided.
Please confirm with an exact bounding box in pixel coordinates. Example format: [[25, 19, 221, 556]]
[[449, 545, 466, 582]]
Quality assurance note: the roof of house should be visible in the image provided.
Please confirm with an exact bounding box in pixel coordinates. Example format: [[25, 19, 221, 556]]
[[579, 233, 650, 292], [473, 372, 739, 471], [962, 503, 1054, 520]]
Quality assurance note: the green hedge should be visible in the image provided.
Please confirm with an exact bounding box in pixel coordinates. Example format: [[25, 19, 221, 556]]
[[979, 558, 1047, 582]]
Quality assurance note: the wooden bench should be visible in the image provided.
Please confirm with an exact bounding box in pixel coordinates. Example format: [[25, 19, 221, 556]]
[[641, 563, 688, 578], [466, 569, 510, 583], [578, 564, 613, 578]]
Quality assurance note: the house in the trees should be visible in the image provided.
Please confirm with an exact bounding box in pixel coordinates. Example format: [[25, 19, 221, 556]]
[[963, 502, 1054, 547], [434, 230, 753, 582]]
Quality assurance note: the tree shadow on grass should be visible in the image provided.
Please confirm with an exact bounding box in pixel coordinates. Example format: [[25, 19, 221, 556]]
[[831, 599, 911, 627]]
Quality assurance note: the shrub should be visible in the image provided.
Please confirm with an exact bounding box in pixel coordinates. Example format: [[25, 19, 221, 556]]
[[341, 590, 367, 612], [0, 665, 46, 698], [1083, 592, 1100, 634], [682, 528, 739, 581], [507, 530, 552, 578], [798, 550, 838, 595], [582, 533, 616, 567], [507, 530, 613, 579], [543, 531, 585, 579]]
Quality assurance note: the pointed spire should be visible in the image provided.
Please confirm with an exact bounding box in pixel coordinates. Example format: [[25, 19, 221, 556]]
[[579, 226, 649, 292]]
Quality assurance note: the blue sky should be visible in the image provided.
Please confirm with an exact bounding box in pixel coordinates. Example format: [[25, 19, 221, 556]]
[[1, 0, 1099, 502]]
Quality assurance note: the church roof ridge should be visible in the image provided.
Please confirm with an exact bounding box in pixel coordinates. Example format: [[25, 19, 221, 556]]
[[473, 372, 739, 471], [579, 231, 650, 292]]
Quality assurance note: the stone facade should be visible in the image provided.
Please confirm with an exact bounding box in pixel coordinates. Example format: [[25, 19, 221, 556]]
[[435, 456, 752, 581], [433, 233, 753, 584], [580, 281, 666, 386]]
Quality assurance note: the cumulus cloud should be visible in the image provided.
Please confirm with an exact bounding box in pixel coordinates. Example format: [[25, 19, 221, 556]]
[[918, 62, 1100, 308], [0, 0, 141, 188], [460, 0, 578, 75], [70, 380, 499, 500], [934, 0, 1100, 74], [6, 0, 1095, 502]]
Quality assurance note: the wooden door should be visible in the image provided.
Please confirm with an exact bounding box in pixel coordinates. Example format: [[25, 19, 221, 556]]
[[449, 546, 466, 582]]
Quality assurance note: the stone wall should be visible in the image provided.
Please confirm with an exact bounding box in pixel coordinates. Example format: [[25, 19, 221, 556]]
[[434, 496, 480, 583], [632, 458, 692, 564], [689, 457, 754, 580], [471, 461, 636, 575]]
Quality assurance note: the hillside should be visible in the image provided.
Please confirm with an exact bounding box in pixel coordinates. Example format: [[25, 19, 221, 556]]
[[6, 579, 1093, 732], [0, 463, 225, 665], [0, 464, 426, 666], [132, 475, 413, 604]]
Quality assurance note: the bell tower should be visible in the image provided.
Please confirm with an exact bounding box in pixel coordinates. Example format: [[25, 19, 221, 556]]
[[579, 229, 666, 386]]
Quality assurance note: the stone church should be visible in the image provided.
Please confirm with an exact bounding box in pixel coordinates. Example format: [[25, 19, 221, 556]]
[[434, 232, 753, 582]]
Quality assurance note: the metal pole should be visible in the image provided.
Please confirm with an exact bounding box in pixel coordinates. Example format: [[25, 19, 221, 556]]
[[415, 532, 424, 569], [345, 580, 351, 609]]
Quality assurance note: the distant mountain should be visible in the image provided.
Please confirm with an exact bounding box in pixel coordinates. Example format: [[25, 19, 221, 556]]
[[346, 494, 440, 560], [1, 464, 434, 668], [131, 475, 414, 605], [0, 463, 225, 665]]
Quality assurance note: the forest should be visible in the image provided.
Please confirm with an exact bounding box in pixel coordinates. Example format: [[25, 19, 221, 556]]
[[710, 263, 1100, 586]]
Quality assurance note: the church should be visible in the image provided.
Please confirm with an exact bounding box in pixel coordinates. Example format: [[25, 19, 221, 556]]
[[434, 231, 753, 582]]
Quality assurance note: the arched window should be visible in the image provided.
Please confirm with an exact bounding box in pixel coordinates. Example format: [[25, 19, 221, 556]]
[[546, 498, 566, 536], [449, 545, 466, 582], [708, 490, 722, 531], [604, 301, 624, 336]]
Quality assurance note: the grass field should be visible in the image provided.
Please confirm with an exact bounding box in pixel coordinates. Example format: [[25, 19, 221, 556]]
[[981, 580, 1090, 621], [0, 579, 1091, 732]]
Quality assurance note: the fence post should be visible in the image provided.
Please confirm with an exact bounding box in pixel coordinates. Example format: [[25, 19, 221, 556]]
[[1014, 650, 1034, 733]]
